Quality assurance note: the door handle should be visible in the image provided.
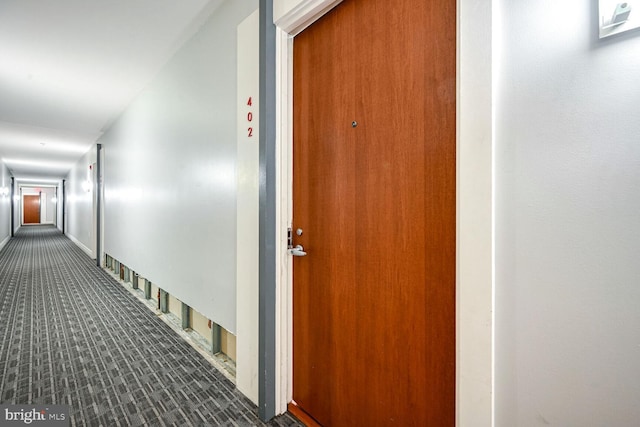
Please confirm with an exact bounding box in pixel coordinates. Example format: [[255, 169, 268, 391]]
[[288, 245, 307, 257]]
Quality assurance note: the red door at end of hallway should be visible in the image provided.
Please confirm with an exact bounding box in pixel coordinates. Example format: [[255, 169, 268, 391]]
[[23, 195, 41, 224], [290, 0, 456, 425]]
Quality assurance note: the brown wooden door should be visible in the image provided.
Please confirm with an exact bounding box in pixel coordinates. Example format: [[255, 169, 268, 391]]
[[23, 195, 41, 224], [291, 0, 456, 425]]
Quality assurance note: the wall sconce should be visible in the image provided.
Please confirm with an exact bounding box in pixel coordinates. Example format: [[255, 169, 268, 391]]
[[51, 196, 58, 203], [0, 187, 8, 197], [600, 1, 638, 38], [81, 180, 92, 192], [13, 195, 19, 202]]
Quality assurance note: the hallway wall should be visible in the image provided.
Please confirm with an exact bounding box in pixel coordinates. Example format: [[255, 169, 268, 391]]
[[495, 1, 640, 425], [101, 0, 257, 336], [65, 148, 98, 257], [42, 187, 56, 224], [0, 163, 10, 249], [56, 179, 63, 232]]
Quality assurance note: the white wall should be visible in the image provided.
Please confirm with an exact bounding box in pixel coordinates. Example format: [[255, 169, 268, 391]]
[[0, 163, 11, 249], [65, 148, 97, 257], [102, 0, 258, 334], [11, 178, 19, 235], [236, 9, 260, 404], [273, 0, 301, 21], [495, 1, 640, 426], [56, 179, 63, 231], [40, 187, 56, 224]]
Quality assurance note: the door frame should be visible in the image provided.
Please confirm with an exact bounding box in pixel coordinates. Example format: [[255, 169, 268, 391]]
[[19, 185, 58, 226], [272, 0, 495, 424]]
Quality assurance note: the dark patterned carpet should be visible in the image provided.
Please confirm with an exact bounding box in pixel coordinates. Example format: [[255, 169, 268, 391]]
[[0, 225, 300, 427]]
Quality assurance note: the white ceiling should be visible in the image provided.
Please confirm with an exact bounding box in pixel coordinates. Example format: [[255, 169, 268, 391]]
[[0, 0, 221, 181]]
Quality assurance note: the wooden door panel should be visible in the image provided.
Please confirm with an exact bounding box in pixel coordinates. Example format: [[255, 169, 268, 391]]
[[23, 195, 41, 224], [292, 1, 358, 423], [353, 0, 457, 423], [293, 0, 456, 425]]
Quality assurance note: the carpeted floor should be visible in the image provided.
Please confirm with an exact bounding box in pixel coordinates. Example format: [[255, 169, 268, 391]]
[[0, 225, 301, 427]]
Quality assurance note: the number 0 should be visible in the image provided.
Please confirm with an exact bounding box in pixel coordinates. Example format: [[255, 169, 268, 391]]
[[247, 112, 253, 122]]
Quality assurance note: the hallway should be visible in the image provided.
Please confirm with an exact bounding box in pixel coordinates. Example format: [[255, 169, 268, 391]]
[[0, 226, 299, 426]]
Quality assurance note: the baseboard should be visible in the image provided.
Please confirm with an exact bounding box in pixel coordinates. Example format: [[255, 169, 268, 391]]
[[67, 234, 95, 259], [0, 235, 10, 252]]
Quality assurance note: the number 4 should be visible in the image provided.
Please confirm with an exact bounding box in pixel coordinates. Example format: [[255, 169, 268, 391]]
[[247, 97, 252, 106]]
